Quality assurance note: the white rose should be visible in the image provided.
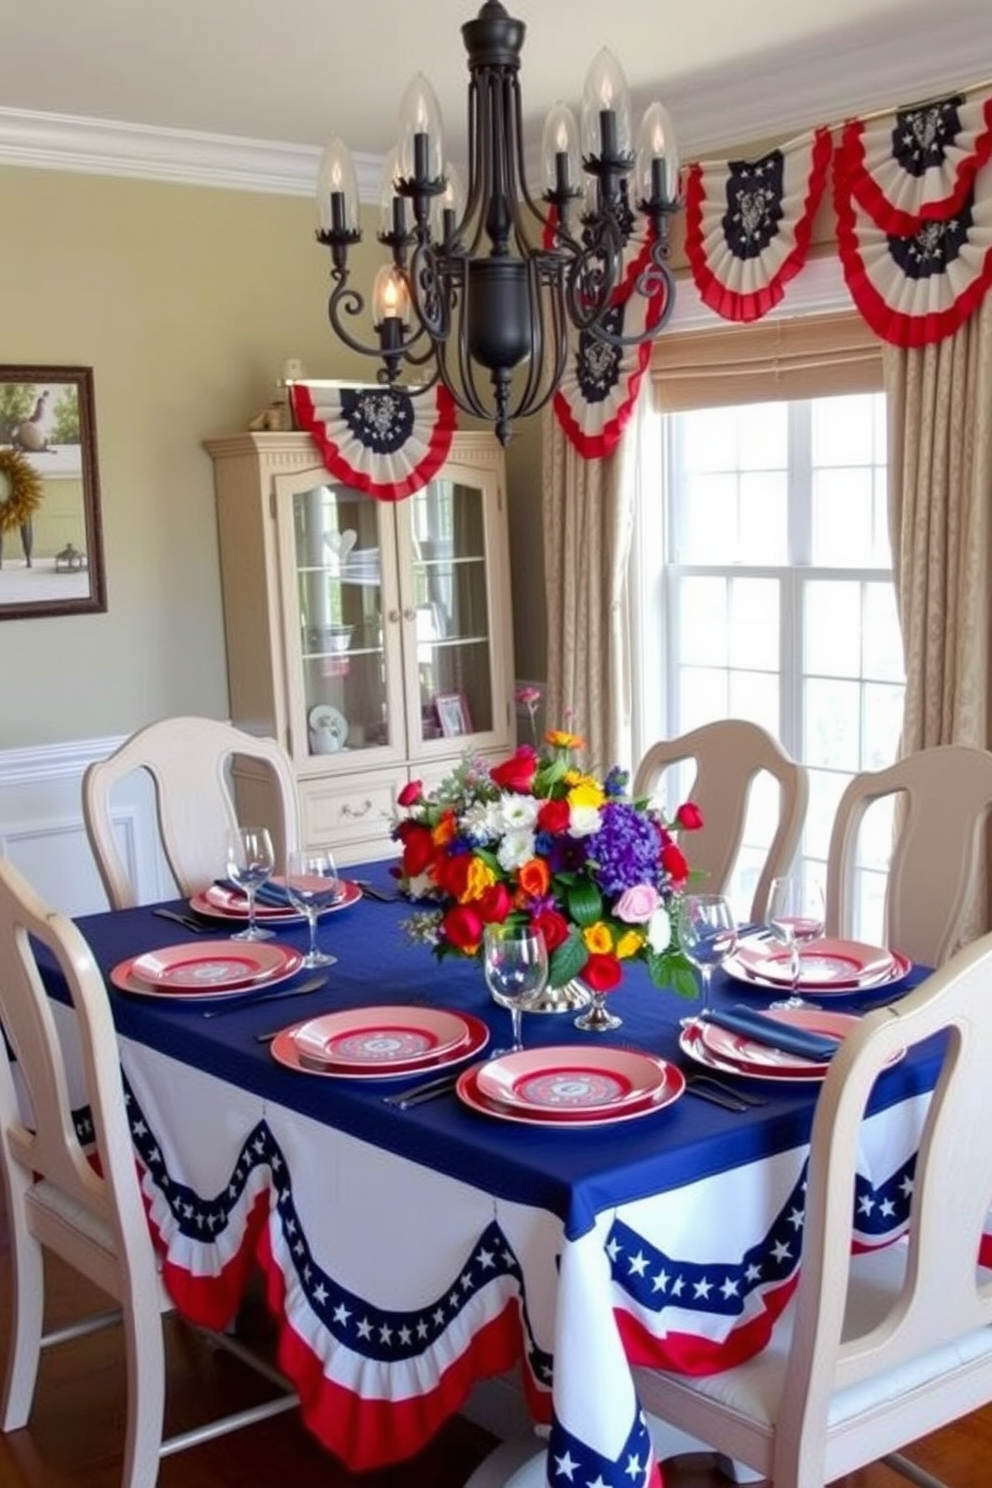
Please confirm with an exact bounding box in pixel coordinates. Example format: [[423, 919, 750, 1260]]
[[647, 904, 672, 953], [497, 792, 540, 832], [497, 828, 536, 872], [568, 805, 602, 838]]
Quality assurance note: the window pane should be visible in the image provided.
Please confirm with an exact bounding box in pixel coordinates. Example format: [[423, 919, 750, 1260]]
[[805, 581, 861, 678], [739, 402, 787, 469], [679, 578, 728, 665], [804, 677, 863, 771], [740, 472, 787, 563], [729, 578, 778, 669], [863, 583, 904, 681], [812, 468, 877, 566], [681, 473, 739, 562]]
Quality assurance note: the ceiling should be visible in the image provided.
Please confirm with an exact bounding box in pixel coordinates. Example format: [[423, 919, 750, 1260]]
[[1, 0, 990, 188]]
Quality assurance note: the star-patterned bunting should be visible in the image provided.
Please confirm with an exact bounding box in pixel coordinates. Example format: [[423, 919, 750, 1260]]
[[290, 381, 456, 501]]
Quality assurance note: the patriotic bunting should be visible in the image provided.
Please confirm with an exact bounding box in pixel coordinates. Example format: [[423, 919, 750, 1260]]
[[683, 128, 832, 323], [552, 288, 662, 461], [835, 142, 992, 347], [290, 381, 456, 501], [838, 92, 992, 237]]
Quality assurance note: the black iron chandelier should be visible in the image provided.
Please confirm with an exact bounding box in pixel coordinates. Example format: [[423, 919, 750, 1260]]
[[315, 1, 681, 445]]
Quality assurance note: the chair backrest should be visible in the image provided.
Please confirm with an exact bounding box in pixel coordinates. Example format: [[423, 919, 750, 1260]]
[[775, 928, 992, 1485], [633, 720, 808, 921], [82, 715, 302, 909], [824, 744, 992, 966], [0, 855, 159, 1307]]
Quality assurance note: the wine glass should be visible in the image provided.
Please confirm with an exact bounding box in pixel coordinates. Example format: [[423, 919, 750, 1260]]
[[225, 826, 276, 942], [482, 923, 548, 1053], [284, 849, 345, 968], [678, 894, 739, 1018], [766, 874, 826, 1009]]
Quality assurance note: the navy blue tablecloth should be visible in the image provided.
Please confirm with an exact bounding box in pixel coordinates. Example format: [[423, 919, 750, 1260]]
[[44, 865, 938, 1240]]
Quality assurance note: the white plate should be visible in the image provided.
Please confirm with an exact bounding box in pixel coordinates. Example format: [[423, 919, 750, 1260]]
[[457, 1058, 685, 1126], [270, 1010, 489, 1078], [111, 942, 303, 999], [308, 703, 348, 751]]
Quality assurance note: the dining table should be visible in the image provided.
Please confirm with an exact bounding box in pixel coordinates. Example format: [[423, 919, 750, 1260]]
[[36, 864, 947, 1488]]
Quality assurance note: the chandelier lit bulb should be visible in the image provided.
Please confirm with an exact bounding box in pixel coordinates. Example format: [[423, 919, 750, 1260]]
[[315, 1, 681, 445]]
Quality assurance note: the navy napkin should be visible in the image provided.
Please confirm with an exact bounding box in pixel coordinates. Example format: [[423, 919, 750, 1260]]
[[217, 877, 294, 908], [701, 1006, 842, 1063]]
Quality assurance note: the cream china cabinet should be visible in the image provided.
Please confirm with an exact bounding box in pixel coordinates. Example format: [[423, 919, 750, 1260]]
[[205, 431, 515, 863]]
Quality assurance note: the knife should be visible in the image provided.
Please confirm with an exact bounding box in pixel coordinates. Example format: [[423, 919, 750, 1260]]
[[382, 1071, 462, 1108], [201, 974, 328, 1018]]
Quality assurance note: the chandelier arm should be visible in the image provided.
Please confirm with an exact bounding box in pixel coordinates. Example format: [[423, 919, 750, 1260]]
[[563, 219, 627, 330]]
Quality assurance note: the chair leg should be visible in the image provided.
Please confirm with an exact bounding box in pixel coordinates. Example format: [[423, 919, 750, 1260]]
[[119, 1297, 166, 1488], [1, 1186, 45, 1431]]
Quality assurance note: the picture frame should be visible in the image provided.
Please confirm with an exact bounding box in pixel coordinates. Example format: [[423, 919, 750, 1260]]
[[435, 691, 472, 738], [0, 365, 107, 621]]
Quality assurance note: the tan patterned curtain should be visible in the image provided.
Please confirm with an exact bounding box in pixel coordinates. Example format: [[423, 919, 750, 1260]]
[[884, 294, 992, 940], [541, 404, 637, 775]]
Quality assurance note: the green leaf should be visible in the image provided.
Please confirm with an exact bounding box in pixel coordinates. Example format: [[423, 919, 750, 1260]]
[[565, 878, 603, 927], [646, 949, 700, 999], [549, 932, 588, 986]]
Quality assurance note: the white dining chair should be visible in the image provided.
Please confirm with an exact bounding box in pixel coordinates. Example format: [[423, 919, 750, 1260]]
[[825, 743, 992, 967], [633, 927, 992, 1488], [633, 720, 809, 922], [82, 714, 302, 909], [0, 854, 299, 1487]]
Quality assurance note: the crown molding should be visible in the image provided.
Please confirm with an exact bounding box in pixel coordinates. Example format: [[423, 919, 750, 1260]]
[[0, 106, 381, 199]]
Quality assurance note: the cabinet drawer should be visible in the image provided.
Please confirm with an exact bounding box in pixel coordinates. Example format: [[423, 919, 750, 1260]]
[[299, 771, 403, 849]]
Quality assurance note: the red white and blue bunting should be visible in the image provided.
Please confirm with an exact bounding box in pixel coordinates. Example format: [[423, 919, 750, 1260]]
[[683, 127, 832, 323], [834, 91, 992, 348], [549, 217, 672, 461], [290, 381, 456, 501]]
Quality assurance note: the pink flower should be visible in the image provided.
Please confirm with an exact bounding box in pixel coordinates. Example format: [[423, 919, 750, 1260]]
[[515, 685, 541, 707], [614, 883, 661, 924]]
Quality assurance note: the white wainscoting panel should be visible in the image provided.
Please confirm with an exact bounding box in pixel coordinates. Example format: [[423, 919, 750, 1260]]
[[0, 736, 176, 917]]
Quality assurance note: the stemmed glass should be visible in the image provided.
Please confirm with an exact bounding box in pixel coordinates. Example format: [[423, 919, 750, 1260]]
[[678, 893, 739, 1018], [482, 923, 548, 1053], [284, 849, 345, 968], [225, 826, 275, 942], [766, 874, 825, 1009]]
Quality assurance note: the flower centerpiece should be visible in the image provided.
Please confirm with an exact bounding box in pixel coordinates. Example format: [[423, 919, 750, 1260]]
[[391, 727, 703, 1000]]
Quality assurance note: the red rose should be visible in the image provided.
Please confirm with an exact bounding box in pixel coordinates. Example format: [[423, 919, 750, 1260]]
[[436, 852, 473, 901], [676, 801, 704, 831], [583, 953, 623, 993], [442, 903, 484, 954], [490, 745, 539, 793], [478, 882, 513, 923], [401, 824, 437, 878], [398, 779, 424, 808], [537, 798, 570, 834], [661, 842, 689, 887], [531, 908, 570, 952]]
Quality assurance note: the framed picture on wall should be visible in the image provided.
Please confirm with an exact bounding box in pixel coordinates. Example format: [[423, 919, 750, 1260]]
[[0, 365, 107, 621], [435, 692, 472, 738]]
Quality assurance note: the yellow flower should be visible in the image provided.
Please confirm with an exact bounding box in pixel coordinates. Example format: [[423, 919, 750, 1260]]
[[546, 729, 585, 751], [616, 928, 645, 960], [582, 922, 613, 956], [568, 775, 606, 809], [462, 857, 496, 902]]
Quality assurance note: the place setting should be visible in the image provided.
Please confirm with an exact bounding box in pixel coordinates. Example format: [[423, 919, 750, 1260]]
[[267, 1004, 490, 1080], [109, 937, 306, 1001]]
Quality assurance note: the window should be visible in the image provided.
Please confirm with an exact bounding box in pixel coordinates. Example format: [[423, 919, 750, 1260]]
[[633, 358, 905, 936]]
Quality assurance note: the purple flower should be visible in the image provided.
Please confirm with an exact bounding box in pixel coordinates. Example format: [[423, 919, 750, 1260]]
[[586, 802, 662, 897]]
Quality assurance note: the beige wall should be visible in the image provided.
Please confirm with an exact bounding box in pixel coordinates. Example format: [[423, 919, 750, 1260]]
[[0, 163, 547, 748]]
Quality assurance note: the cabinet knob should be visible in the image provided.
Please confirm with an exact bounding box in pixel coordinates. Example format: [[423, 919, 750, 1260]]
[[341, 799, 373, 819], [387, 608, 401, 624], [402, 607, 416, 622]]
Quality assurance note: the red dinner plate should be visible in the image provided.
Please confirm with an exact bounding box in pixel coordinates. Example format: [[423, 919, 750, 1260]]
[[457, 1055, 685, 1126], [289, 1005, 473, 1069], [476, 1045, 673, 1118], [270, 1010, 489, 1079], [111, 941, 303, 999], [190, 878, 362, 923], [726, 937, 912, 995]]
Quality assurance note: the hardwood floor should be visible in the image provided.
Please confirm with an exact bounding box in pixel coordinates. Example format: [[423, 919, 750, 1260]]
[[1, 1197, 991, 1488]]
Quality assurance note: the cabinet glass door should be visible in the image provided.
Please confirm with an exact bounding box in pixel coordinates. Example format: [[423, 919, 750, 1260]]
[[407, 476, 494, 747], [291, 481, 394, 759]]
